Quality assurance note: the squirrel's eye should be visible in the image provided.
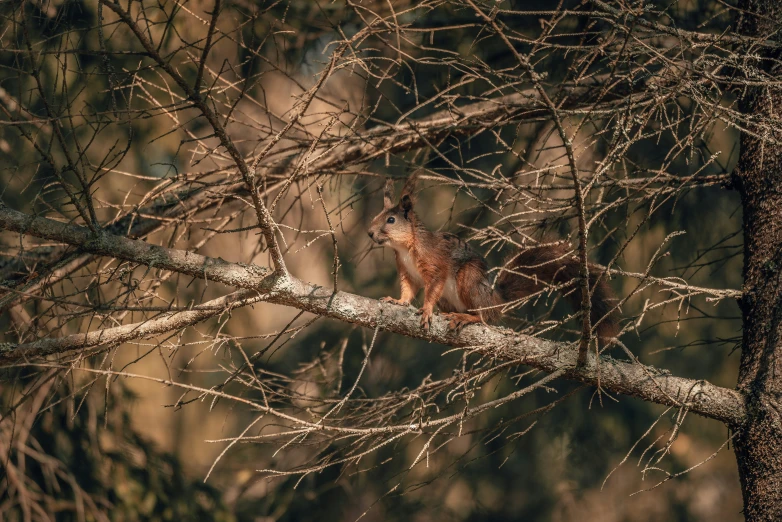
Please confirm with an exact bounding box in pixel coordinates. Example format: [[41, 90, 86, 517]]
[[386, 216, 396, 224]]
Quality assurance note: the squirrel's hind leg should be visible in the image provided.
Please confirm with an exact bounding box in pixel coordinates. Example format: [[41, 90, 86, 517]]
[[455, 261, 503, 324], [441, 312, 483, 332]]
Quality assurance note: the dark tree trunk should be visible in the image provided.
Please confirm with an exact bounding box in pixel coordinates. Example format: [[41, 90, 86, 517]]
[[734, 2, 782, 520]]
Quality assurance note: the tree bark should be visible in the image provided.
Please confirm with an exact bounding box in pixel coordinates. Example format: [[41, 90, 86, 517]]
[[734, 2, 782, 519]]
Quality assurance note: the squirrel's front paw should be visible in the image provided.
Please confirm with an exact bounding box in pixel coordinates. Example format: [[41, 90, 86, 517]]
[[380, 297, 410, 306], [418, 309, 433, 331]]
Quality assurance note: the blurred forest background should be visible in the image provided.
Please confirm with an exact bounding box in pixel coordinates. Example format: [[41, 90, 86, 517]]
[[0, 0, 750, 520]]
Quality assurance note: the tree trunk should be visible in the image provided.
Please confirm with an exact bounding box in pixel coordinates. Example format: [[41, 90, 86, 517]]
[[734, 3, 782, 520]]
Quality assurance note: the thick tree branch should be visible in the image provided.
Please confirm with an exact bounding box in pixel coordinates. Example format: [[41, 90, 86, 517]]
[[0, 203, 747, 426], [0, 203, 271, 288]]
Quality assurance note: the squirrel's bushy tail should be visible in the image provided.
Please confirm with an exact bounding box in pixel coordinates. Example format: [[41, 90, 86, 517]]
[[495, 243, 619, 338]]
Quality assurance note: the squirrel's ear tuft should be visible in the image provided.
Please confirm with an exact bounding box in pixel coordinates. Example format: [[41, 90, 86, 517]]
[[400, 171, 419, 202], [383, 178, 395, 208], [400, 194, 413, 213]]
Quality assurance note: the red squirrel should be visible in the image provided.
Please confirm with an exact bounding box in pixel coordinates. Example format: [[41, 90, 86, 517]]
[[367, 173, 618, 337]]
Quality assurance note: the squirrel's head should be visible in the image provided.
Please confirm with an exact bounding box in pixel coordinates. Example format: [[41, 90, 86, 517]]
[[367, 173, 418, 248]]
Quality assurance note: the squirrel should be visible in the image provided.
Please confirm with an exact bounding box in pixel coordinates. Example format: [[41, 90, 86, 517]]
[[367, 173, 619, 337]]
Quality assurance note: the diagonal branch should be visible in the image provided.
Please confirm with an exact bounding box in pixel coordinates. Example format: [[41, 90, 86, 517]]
[[0, 203, 271, 288], [0, 204, 747, 426]]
